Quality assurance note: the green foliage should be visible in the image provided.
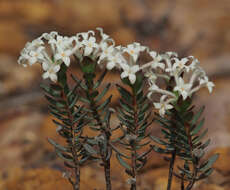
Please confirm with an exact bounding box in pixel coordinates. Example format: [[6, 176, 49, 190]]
[[40, 61, 217, 190], [72, 56, 114, 190], [115, 74, 153, 182], [151, 97, 219, 189], [41, 66, 94, 189]]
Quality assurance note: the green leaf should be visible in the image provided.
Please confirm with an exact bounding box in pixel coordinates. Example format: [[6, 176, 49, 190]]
[[73, 112, 87, 123], [191, 118, 205, 136], [69, 94, 79, 109], [117, 84, 133, 104], [40, 84, 61, 97], [83, 144, 98, 155], [93, 70, 107, 90], [132, 74, 143, 95], [48, 138, 68, 152], [150, 135, 168, 146], [57, 64, 68, 87], [80, 97, 91, 104], [119, 99, 133, 114], [56, 149, 73, 162], [96, 95, 112, 111], [192, 128, 208, 144], [191, 106, 205, 125], [71, 74, 88, 90], [152, 145, 171, 154], [199, 139, 211, 150], [199, 154, 219, 172], [95, 83, 111, 102], [180, 98, 192, 112], [116, 153, 131, 170], [81, 57, 96, 74], [198, 168, 214, 180]]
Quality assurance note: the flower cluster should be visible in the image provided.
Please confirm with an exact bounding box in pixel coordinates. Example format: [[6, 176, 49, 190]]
[[18, 28, 146, 84], [142, 52, 214, 116], [18, 28, 214, 116]]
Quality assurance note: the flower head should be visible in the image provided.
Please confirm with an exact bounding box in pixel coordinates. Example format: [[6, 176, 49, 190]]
[[124, 42, 146, 62], [174, 77, 192, 100], [154, 95, 173, 116], [120, 64, 140, 84]]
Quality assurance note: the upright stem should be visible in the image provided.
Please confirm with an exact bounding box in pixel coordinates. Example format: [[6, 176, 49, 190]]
[[185, 123, 197, 190], [131, 151, 137, 190], [84, 73, 112, 190], [130, 87, 138, 190], [104, 155, 112, 190], [181, 174, 185, 190], [60, 82, 80, 190], [167, 150, 176, 190]]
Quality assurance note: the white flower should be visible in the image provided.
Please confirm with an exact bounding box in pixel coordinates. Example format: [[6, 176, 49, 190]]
[[55, 48, 72, 66], [28, 47, 45, 65], [149, 51, 165, 69], [42, 31, 58, 40], [206, 81, 215, 93], [188, 57, 200, 71], [42, 62, 60, 82], [96, 27, 110, 42], [174, 77, 192, 100], [29, 38, 44, 49], [173, 58, 189, 72], [166, 51, 178, 57], [18, 46, 45, 66], [82, 36, 98, 56], [106, 52, 124, 70], [120, 64, 140, 84], [200, 76, 214, 93], [147, 84, 159, 99], [154, 95, 173, 116], [99, 42, 114, 62], [124, 42, 146, 62], [145, 71, 157, 85]]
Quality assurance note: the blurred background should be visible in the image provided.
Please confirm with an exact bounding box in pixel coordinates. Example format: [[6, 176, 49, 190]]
[[0, 0, 230, 189]]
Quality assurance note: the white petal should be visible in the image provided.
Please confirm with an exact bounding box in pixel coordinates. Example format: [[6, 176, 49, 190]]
[[55, 53, 62, 61], [42, 72, 49, 79], [129, 74, 136, 84], [63, 57, 70, 66], [181, 91, 188, 100], [160, 95, 167, 102], [149, 51, 157, 58], [65, 49, 72, 56], [166, 104, 173, 110], [121, 64, 130, 71], [106, 62, 115, 70], [130, 65, 139, 73], [42, 62, 49, 71], [121, 71, 128, 79], [132, 54, 138, 62], [158, 62, 165, 69], [84, 47, 92, 56], [53, 65, 61, 73], [153, 103, 161, 109], [50, 73, 58, 82], [29, 57, 37, 64], [159, 108, 165, 117], [89, 37, 96, 43]]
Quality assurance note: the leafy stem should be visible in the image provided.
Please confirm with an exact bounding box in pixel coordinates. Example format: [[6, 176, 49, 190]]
[[116, 74, 152, 190], [167, 149, 176, 190], [77, 56, 113, 190]]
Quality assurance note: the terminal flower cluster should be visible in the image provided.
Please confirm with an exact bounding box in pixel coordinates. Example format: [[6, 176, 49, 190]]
[[18, 28, 214, 116], [142, 52, 214, 116]]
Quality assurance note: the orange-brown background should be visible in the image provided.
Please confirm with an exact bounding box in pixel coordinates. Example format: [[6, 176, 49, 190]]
[[0, 0, 230, 189]]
